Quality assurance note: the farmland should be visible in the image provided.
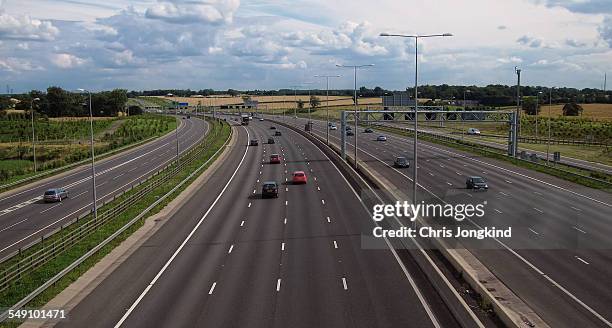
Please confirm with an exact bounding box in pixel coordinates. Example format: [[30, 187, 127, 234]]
[[0, 114, 176, 185], [145, 95, 382, 109]]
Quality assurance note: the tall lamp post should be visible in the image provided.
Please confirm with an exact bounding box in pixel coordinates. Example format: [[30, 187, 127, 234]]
[[30, 98, 40, 172], [335, 64, 374, 169], [77, 89, 97, 220], [462, 89, 470, 141], [314, 74, 341, 145], [380, 32, 453, 206], [546, 87, 554, 164], [290, 85, 301, 118], [536, 91, 542, 141]]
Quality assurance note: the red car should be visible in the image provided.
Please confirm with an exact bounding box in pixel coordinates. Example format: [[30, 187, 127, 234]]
[[270, 154, 281, 164], [292, 171, 307, 184]]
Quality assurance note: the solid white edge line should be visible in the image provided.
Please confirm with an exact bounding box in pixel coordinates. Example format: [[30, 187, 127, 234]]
[[113, 126, 250, 328]]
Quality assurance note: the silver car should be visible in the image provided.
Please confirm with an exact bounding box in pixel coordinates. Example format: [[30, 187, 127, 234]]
[[44, 188, 68, 202], [377, 135, 387, 141]]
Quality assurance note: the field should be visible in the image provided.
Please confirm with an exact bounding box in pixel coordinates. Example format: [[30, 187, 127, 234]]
[[146, 95, 382, 109], [499, 103, 612, 121], [0, 115, 176, 184]]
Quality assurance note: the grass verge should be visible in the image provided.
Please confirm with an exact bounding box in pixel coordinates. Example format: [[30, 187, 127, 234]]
[[0, 115, 177, 192], [0, 119, 231, 327]]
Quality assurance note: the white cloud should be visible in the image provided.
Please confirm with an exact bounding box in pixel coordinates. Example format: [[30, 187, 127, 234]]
[[0, 57, 42, 71], [497, 56, 523, 64], [145, 0, 240, 24], [0, 12, 59, 41], [51, 53, 86, 68]]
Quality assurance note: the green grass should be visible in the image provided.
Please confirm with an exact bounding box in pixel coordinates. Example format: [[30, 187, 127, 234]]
[[139, 96, 173, 108], [0, 115, 177, 187], [0, 119, 231, 327]]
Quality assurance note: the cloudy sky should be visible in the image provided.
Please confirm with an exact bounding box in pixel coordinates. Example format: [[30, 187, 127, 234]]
[[0, 0, 610, 92]]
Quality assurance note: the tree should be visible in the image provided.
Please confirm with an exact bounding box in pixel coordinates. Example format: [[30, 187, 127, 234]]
[[227, 89, 239, 97], [309, 96, 320, 109], [522, 96, 540, 115], [297, 99, 305, 109], [562, 102, 583, 116]]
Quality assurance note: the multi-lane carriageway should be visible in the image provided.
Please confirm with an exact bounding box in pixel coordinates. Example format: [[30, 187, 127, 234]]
[[0, 117, 207, 259], [275, 114, 612, 328], [56, 119, 470, 328]]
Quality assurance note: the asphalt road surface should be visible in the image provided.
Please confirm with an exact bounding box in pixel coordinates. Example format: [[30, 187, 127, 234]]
[[57, 119, 461, 328], [0, 116, 208, 259], [273, 114, 612, 328]]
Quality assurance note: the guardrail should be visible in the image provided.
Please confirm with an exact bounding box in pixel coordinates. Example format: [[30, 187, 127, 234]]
[[0, 118, 223, 294]]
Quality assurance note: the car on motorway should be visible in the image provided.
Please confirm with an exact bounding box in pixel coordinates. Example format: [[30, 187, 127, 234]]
[[346, 130, 354, 136], [270, 126, 276, 130], [394, 156, 409, 168], [270, 154, 281, 164], [43, 188, 68, 202], [274, 131, 282, 136], [467, 128, 481, 135], [292, 171, 307, 184], [346, 126, 352, 131], [466, 176, 488, 190], [262, 181, 279, 198], [329, 124, 337, 130], [364, 128, 373, 133], [268, 137, 275, 144], [259, 118, 264, 121], [250, 139, 259, 146], [377, 135, 387, 141]]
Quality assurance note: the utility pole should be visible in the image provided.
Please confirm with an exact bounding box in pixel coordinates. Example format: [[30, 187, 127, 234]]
[[514, 66, 521, 156]]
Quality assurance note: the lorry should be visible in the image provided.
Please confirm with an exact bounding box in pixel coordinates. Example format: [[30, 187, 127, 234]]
[[241, 115, 250, 125]]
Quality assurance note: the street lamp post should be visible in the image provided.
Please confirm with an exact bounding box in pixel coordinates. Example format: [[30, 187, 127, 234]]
[[536, 91, 542, 141], [30, 98, 40, 172], [336, 64, 374, 169], [77, 89, 97, 220], [315, 74, 341, 145], [546, 88, 553, 164], [462, 90, 471, 141], [380, 32, 453, 206]]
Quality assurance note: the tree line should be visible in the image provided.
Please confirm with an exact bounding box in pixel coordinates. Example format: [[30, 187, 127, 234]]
[[126, 84, 611, 107], [0, 87, 128, 117]]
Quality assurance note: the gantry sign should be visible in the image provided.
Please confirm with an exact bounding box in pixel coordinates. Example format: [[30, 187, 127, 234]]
[[339, 107, 518, 160]]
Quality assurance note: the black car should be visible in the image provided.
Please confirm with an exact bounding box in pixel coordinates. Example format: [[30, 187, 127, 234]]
[[466, 176, 488, 190], [268, 138, 275, 144], [250, 139, 259, 146], [270, 126, 276, 130], [364, 128, 373, 133], [274, 131, 282, 136], [394, 156, 409, 168], [346, 130, 354, 136], [262, 181, 279, 198]]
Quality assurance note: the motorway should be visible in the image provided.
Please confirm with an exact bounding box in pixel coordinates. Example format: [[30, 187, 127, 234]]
[[0, 116, 208, 259], [57, 119, 464, 328], [272, 114, 612, 328]]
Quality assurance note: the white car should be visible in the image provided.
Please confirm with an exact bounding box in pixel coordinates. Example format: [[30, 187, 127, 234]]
[[467, 128, 481, 135], [330, 125, 337, 130], [377, 135, 387, 141], [259, 118, 264, 121]]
